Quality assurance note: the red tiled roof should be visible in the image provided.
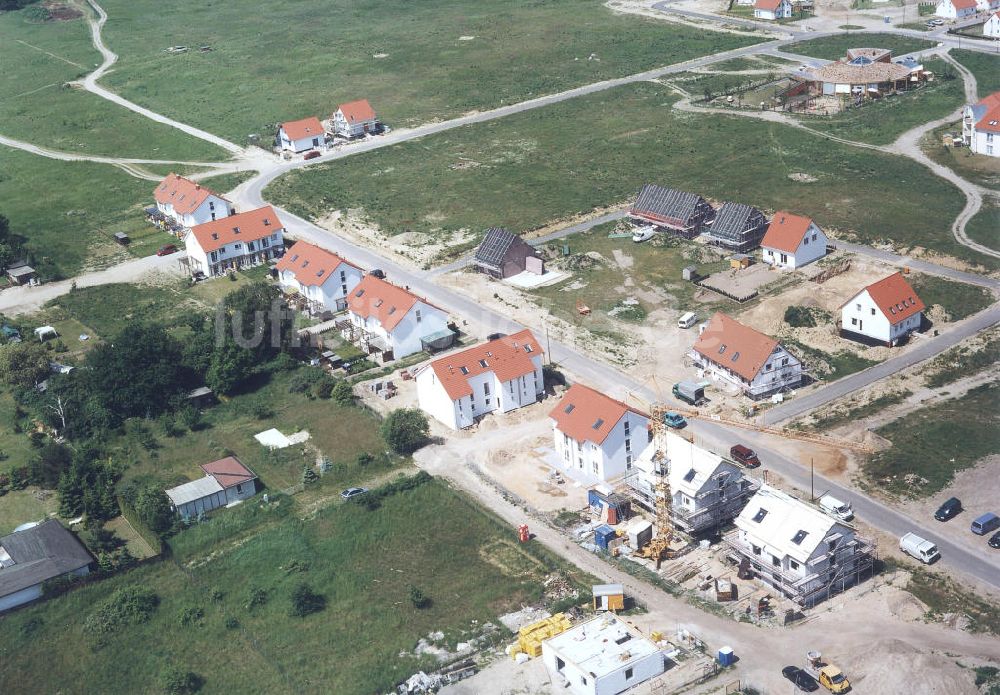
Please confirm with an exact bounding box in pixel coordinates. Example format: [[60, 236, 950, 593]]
[[275, 241, 358, 288], [549, 383, 646, 446], [201, 456, 256, 489], [975, 101, 1000, 134], [189, 206, 283, 254], [950, 0, 977, 9], [863, 273, 925, 323], [337, 99, 376, 124], [755, 0, 784, 10], [428, 329, 541, 400], [761, 212, 815, 253], [693, 312, 779, 382], [347, 275, 438, 332], [153, 173, 226, 215], [280, 116, 324, 141]]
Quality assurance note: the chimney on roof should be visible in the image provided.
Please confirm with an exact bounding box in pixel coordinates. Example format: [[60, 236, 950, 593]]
[[780, 215, 785, 223], [195, 184, 201, 190]]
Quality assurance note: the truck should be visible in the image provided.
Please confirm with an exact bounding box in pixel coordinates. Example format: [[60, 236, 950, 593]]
[[819, 495, 854, 521], [899, 532, 940, 564], [672, 381, 704, 406]]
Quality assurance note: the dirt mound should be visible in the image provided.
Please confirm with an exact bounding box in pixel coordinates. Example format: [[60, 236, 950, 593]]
[[850, 639, 977, 694], [43, 2, 82, 20]]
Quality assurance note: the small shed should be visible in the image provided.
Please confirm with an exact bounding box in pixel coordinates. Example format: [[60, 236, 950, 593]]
[[625, 517, 653, 550], [682, 265, 698, 281], [114, 232, 130, 245], [729, 254, 752, 270], [7, 262, 37, 286], [592, 583, 625, 612], [594, 524, 617, 551], [186, 386, 216, 408]]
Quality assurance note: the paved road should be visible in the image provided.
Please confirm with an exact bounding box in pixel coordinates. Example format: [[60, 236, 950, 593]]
[[693, 420, 1000, 590], [763, 304, 1000, 425], [831, 240, 1000, 290]]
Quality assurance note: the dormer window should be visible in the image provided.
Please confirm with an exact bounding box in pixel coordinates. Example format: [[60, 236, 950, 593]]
[[355, 288, 365, 297], [731, 351, 740, 362], [211, 233, 219, 240], [592, 418, 604, 430], [524, 344, 533, 353], [302, 261, 309, 268], [263, 218, 271, 226], [233, 226, 240, 234], [459, 366, 469, 375], [564, 404, 575, 414], [291, 254, 299, 262], [718, 344, 727, 355], [478, 359, 488, 368], [792, 530, 808, 545], [374, 299, 383, 307], [752, 508, 768, 523]]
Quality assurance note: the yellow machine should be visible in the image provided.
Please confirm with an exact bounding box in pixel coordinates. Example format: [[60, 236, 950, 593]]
[[633, 401, 676, 569], [818, 665, 851, 693]]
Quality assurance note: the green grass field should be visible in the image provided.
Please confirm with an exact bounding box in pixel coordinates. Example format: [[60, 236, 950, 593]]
[[966, 197, 1000, 251], [267, 81, 993, 269], [909, 273, 994, 321], [952, 50, 1000, 95], [0, 477, 592, 695], [867, 382, 999, 497], [802, 58, 965, 145], [0, 486, 59, 535], [97, 0, 761, 143], [0, 8, 227, 161], [923, 125, 1000, 191], [783, 33, 934, 60]]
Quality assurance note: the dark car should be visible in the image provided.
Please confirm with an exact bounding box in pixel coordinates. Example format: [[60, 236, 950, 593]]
[[989, 531, 1000, 549], [340, 487, 368, 500], [156, 244, 178, 256], [934, 497, 962, 522], [369, 268, 386, 279], [782, 666, 819, 692], [730, 444, 761, 468], [303, 150, 321, 160]]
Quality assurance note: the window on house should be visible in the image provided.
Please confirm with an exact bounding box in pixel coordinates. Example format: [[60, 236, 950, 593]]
[[564, 403, 575, 414], [765, 362, 772, 370], [792, 530, 808, 545], [718, 344, 727, 355], [415, 309, 422, 323], [752, 544, 761, 556], [623, 420, 630, 435], [261, 237, 269, 248], [803, 237, 809, 245], [752, 508, 768, 523], [219, 245, 226, 253], [684, 468, 696, 483], [459, 366, 469, 375], [479, 359, 488, 368], [524, 344, 533, 353], [209, 201, 215, 210], [625, 438, 631, 452], [232, 226, 240, 234], [210, 252, 218, 262], [483, 382, 490, 396], [234, 243, 242, 250], [592, 418, 604, 430], [731, 351, 740, 362], [340, 270, 346, 281], [626, 454, 632, 469], [772, 555, 780, 567], [856, 303, 861, 311], [625, 668, 634, 680], [871, 308, 876, 315], [790, 560, 800, 570], [811, 233, 817, 241], [592, 462, 598, 473], [781, 358, 788, 366], [236, 484, 243, 494], [851, 318, 857, 326]]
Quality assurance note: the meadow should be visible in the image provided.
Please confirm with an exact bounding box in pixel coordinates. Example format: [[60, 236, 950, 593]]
[[98, 0, 762, 143], [952, 50, 1000, 95], [267, 81, 992, 269], [965, 198, 999, 252], [783, 33, 934, 60], [0, 477, 592, 695], [0, 7, 227, 161]]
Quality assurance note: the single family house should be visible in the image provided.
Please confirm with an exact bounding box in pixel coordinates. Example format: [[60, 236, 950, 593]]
[[473, 227, 544, 279], [754, 0, 793, 19], [275, 241, 363, 314], [184, 206, 286, 277], [416, 329, 544, 429], [963, 91, 1000, 157], [936, 0, 978, 18], [760, 212, 828, 269], [277, 116, 326, 153], [985, 12, 1000, 37], [627, 433, 757, 536], [726, 485, 873, 606], [345, 275, 450, 360], [840, 272, 925, 346], [704, 202, 768, 253], [629, 184, 715, 236], [549, 383, 650, 484], [691, 312, 802, 399], [165, 456, 258, 519], [332, 99, 379, 138], [153, 173, 234, 229], [0, 520, 94, 613]]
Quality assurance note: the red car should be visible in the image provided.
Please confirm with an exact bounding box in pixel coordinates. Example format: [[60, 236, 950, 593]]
[[730, 444, 761, 468], [156, 244, 178, 256], [303, 150, 321, 160]]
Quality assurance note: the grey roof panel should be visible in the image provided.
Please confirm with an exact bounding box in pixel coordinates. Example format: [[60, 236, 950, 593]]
[[474, 227, 516, 268], [0, 520, 94, 598], [631, 184, 703, 226], [710, 202, 762, 242]]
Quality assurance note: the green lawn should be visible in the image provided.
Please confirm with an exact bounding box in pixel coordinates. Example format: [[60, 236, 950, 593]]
[[801, 58, 965, 145], [98, 0, 761, 143], [267, 81, 993, 269], [44, 283, 188, 339], [952, 50, 1000, 95], [923, 333, 999, 388], [966, 197, 1000, 251], [908, 273, 994, 321], [923, 125, 1000, 191], [0, 148, 179, 278], [0, 7, 227, 161], [783, 33, 935, 60], [0, 477, 592, 695], [0, 487, 59, 535], [867, 382, 1000, 497]]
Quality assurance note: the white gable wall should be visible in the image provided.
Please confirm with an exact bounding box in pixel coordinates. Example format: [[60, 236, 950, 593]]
[[158, 193, 233, 229], [278, 127, 324, 153], [185, 229, 285, 277], [416, 368, 462, 429], [279, 263, 363, 312], [761, 222, 828, 269], [552, 411, 650, 484], [986, 14, 1000, 37], [841, 288, 922, 344]]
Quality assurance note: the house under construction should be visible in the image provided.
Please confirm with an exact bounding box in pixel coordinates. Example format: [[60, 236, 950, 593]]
[[704, 202, 768, 253], [629, 184, 716, 237], [725, 484, 875, 607]]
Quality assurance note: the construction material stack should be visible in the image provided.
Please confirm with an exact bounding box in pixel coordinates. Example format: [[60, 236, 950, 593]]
[[515, 613, 573, 657]]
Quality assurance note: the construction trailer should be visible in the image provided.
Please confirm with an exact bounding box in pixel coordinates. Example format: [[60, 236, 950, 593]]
[[724, 485, 875, 607], [592, 583, 626, 612]]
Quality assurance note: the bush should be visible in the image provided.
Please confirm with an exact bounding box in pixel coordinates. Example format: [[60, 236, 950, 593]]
[[178, 605, 205, 626], [287, 369, 318, 394], [84, 586, 159, 643], [356, 452, 374, 467], [225, 616, 240, 630], [161, 667, 203, 695], [302, 465, 319, 485], [380, 409, 430, 455], [246, 586, 268, 610], [313, 374, 335, 400], [331, 380, 354, 406], [408, 585, 431, 609], [289, 583, 326, 617], [783, 305, 823, 328]]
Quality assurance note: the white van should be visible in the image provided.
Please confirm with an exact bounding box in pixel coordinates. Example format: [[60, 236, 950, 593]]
[[819, 495, 854, 521], [632, 226, 656, 243], [678, 311, 698, 329], [899, 532, 940, 564]]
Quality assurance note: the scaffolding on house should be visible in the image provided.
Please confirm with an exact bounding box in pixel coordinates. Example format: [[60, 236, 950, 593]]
[[722, 531, 876, 608]]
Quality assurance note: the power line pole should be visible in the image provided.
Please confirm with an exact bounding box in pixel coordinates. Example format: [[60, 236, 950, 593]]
[[810, 458, 815, 502]]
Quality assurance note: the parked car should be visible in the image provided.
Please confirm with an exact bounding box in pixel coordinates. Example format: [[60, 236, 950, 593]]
[[989, 531, 1000, 549], [156, 244, 178, 256], [663, 412, 687, 429], [677, 311, 698, 329], [369, 268, 386, 279], [819, 494, 854, 521], [729, 444, 760, 468], [971, 512, 1000, 536], [782, 666, 819, 692], [818, 664, 851, 693], [340, 487, 368, 500], [303, 150, 321, 160], [632, 226, 656, 243], [934, 497, 962, 522]]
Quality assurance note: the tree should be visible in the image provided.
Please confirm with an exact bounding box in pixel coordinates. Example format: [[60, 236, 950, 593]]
[[218, 281, 294, 362], [408, 585, 431, 609], [301, 465, 319, 485], [331, 379, 354, 406], [30, 442, 73, 488], [289, 583, 326, 617], [0, 341, 50, 389], [57, 465, 84, 518], [134, 486, 174, 535], [161, 667, 203, 695], [380, 408, 430, 455], [83, 323, 188, 424], [205, 339, 256, 396]]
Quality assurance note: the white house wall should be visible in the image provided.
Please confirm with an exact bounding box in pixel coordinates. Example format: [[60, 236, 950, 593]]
[[279, 128, 324, 153], [157, 194, 232, 229], [552, 412, 650, 484], [415, 369, 462, 429], [186, 230, 285, 277], [542, 644, 665, 695], [841, 288, 922, 344], [762, 222, 827, 269], [279, 263, 363, 312]]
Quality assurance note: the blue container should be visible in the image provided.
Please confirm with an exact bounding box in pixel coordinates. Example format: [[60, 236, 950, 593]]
[[588, 489, 604, 510], [594, 524, 616, 550], [717, 646, 735, 666]]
